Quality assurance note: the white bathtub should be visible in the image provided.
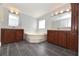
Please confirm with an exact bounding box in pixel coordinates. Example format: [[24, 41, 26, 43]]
[[25, 32, 47, 43]]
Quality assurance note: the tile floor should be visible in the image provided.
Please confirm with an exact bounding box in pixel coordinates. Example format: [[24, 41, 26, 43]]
[[0, 41, 77, 56]]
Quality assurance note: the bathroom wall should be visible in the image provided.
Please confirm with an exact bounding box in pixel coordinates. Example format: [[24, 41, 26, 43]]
[[50, 12, 71, 30], [0, 7, 22, 29], [37, 4, 71, 33], [20, 13, 37, 33], [0, 6, 37, 41], [0, 6, 4, 44], [3, 7, 37, 33], [0, 6, 37, 32], [0, 6, 4, 28], [37, 12, 71, 33]]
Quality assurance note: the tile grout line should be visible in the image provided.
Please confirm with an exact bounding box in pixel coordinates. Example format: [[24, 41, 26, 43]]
[[28, 44, 40, 56], [0, 41, 76, 56], [29, 44, 48, 56], [46, 43, 76, 56], [15, 43, 22, 56], [7, 44, 9, 56], [23, 44, 36, 56], [45, 43, 66, 56]]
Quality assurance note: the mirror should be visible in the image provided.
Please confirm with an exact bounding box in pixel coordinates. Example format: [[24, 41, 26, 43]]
[[51, 11, 71, 30], [49, 4, 71, 31]]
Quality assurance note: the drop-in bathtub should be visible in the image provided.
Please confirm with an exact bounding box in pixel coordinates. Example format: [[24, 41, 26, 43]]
[[25, 32, 47, 43]]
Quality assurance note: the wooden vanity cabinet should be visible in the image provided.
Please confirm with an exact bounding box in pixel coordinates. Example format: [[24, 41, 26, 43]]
[[47, 30, 66, 48], [47, 30, 78, 52], [16, 30, 24, 41], [1, 29, 24, 44], [47, 31, 58, 45], [47, 4, 78, 52], [57, 31, 66, 47], [66, 31, 78, 52], [1, 29, 15, 44]]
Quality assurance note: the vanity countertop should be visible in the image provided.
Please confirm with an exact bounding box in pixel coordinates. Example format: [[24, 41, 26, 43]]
[[0, 27, 23, 30], [48, 29, 71, 31], [48, 27, 71, 31]]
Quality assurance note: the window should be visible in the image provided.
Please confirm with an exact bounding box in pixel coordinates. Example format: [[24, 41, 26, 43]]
[[8, 13, 19, 26], [39, 20, 45, 29]]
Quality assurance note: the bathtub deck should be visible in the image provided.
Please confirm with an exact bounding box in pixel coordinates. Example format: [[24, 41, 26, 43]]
[[0, 41, 77, 56]]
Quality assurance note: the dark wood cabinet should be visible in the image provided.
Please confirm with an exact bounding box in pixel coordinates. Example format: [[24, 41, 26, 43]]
[[47, 31, 57, 44], [47, 30, 78, 52], [58, 31, 66, 47], [66, 32, 78, 52], [71, 3, 78, 52], [1, 29, 15, 44], [1, 28, 24, 44], [16, 30, 23, 41], [71, 3, 78, 33], [53, 31, 58, 45], [47, 31, 53, 43], [47, 30, 66, 48], [47, 4, 78, 53]]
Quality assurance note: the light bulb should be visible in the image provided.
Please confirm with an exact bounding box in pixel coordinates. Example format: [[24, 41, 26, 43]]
[[51, 13, 54, 16], [66, 9, 70, 12], [60, 10, 64, 13], [55, 12, 58, 15], [16, 12, 19, 15], [10, 10, 14, 13]]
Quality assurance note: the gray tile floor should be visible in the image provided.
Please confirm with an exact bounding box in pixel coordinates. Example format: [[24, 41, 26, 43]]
[[0, 41, 77, 56]]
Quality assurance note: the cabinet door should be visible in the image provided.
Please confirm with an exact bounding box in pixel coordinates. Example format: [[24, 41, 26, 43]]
[[58, 31, 66, 48], [66, 32, 78, 52], [52, 31, 58, 45], [47, 31, 54, 44], [1, 29, 15, 44], [47, 31, 53, 43], [70, 3, 78, 52], [16, 30, 23, 41]]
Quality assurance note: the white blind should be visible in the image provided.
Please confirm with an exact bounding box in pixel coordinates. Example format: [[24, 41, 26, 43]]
[[39, 20, 45, 29], [8, 13, 19, 26]]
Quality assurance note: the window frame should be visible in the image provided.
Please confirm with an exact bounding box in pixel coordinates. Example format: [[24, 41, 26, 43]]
[[38, 19, 45, 29], [8, 13, 19, 27]]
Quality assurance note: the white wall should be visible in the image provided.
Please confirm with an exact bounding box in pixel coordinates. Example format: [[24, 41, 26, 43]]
[[0, 6, 4, 43], [0, 7, 22, 28], [50, 12, 71, 29], [20, 13, 37, 33], [0, 6, 37, 42], [37, 11, 71, 33], [0, 7, 37, 32], [36, 4, 71, 33]]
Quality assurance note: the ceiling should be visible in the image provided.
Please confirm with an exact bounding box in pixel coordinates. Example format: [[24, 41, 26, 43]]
[[1, 3, 68, 18]]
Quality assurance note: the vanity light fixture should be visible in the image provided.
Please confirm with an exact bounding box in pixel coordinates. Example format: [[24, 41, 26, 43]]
[[15, 11, 19, 15], [10, 10, 14, 13], [9, 9, 19, 15], [51, 8, 71, 17], [55, 12, 58, 15], [66, 9, 70, 12], [60, 10, 64, 13], [51, 13, 54, 16]]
